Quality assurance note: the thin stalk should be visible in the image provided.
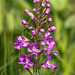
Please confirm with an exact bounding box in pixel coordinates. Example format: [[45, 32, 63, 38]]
[[33, 55, 37, 75], [3, 0, 7, 75], [26, 68, 33, 75], [33, 23, 38, 75]]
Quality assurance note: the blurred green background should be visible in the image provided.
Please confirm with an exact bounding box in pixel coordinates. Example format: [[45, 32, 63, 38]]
[[0, 0, 75, 75]]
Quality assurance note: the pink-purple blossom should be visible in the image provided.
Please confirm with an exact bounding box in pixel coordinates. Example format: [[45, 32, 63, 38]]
[[18, 53, 34, 68], [13, 36, 28, 50], [41, 55, 58, 70]]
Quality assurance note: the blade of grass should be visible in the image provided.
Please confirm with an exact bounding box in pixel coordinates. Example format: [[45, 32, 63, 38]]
[[1, 56, 18, 75], [0, 0, 3, 34], [3, 0, 7, 74], [57, 55, 74, 74]]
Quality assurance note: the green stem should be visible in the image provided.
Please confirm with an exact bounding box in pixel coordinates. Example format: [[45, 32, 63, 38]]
[[33, 55, 37, 75], [33, 30, 38, 75], [3, 0, 7, 74]]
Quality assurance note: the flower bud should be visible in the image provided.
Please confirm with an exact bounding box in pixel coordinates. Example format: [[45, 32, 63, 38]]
[[47, 18, 52, 22], [31, 30, 36, 35], [41, 4, 45, 8], [37, 0, 40, 2], [24, 9, 29, 14], [46, 4, 50, 8], [40, 29, 45, 33], [33, 8, 37, 12], [33, 0, 37, 4], [45, 0, 49, 2], [22, 20, 28, 25], [50, 26, 56, 31], [45, 8, 50, 15], [31, 15, 35, 20]]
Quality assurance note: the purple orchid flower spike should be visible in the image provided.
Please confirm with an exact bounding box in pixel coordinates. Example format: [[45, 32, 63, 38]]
[[18, 53, 34, 69], [14, 0, 58, 74]]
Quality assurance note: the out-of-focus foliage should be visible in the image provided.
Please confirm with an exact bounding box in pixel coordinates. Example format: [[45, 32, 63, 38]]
[[0, 0, 75, 75]]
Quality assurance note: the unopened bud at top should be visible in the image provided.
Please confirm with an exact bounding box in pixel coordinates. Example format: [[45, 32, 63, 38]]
[[41, 4, 45, 8], [31, 15, 35, 20], [37, 0, 40, 2], [46, 4, 50, 8], [31, 30, 36, 35], [22, 20, 28, 25], [47, 18, 52, 22], [40, 29, 45, 33], [45, 8, 50, 15], [33, 8, 37, 12], [45, 0, 49, 2], [24, 9, 29, 14], [50, 26, 56, 31], [33, 0, 37, 4]]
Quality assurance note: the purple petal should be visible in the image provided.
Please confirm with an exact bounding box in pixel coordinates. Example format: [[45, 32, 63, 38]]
[[27, 55, 31, 60], [44, 32, 52, 38], [31, 52, 37, 55], [45, 50, 50, 56], [51, 51, 58, 56], [16, 36, 23, 42], [46, 64, 50, 68], [21, 42, 28, 48], [41, 63, 46, 68], [28, 61, 34, 67], [23, 64, 28, 68], [18, 55, 24, 61], [29, 44, 33, 48], [14, 41, 19, 45], [27, 48, 33, 52], [34, 44, 38, 48], [50, 64, 58, 70], [48, 41, 55, 49], [18, 62, 25, 64], [46, 55, 52, 62], [41, 41, 46, 45], [29, 44, 38, 48], [13, 45, 20, 50], [36, 49, 41, 52]]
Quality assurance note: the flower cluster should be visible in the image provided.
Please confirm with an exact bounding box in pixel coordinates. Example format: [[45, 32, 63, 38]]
[[14, 0, 58, 74]]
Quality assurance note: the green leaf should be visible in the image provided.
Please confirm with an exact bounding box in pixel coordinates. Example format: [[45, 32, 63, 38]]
[[49, 0, 67, 11], [64, 14, 75, 28], [0, 0, 3, 34], [18, 0, 32, 11], [7, 10, 15, 32], [54, 13, 62, 41]]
